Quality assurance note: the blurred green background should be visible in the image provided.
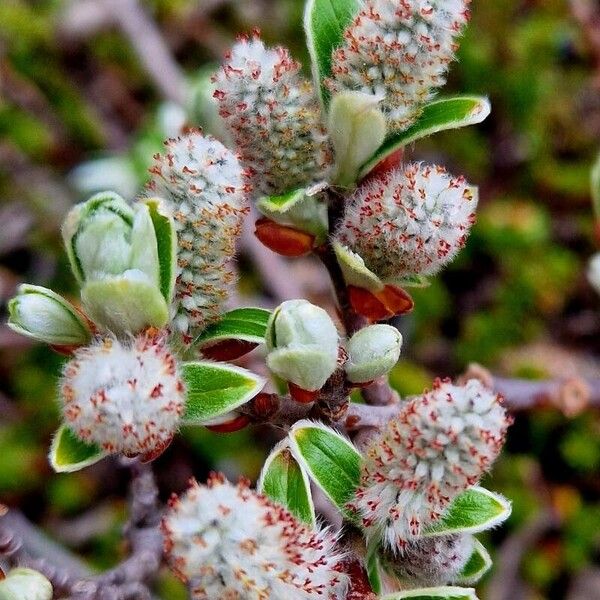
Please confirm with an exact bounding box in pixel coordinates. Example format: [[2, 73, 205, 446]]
[[1, 1, 599, 598]]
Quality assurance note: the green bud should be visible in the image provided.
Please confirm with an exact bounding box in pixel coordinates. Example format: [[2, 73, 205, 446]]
[[62, 192, 169, 334], [62, 192, 160, 286], [266, 300, 339, 392], [7, 284, 91, 346], [345, 324, 402, 384], [328, 91, 387, 188], [0, 568, 52, 600]]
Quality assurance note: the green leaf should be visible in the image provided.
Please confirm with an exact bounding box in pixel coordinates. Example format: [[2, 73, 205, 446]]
[[256, 186, 329, 242], [181, 362, 266, 424], [329, 91, 387, 187], [259, 188, 307, 210], [391, 274, 431, 288], [49, 425, 106, 473], [304, 0, 360, 106], [456, 539, 492, 585], [381, 586, 478, 600], [288, 420, 361, 518], [366, 546, 383, 595], [425, 487, 511, 537], [333, 241, 384, 292], [144, 198, 177, 303], [591, 153, 600, 221], [195, 308, 272, 348], [258, 440, 316, 526], [359, 96, 491, 179]]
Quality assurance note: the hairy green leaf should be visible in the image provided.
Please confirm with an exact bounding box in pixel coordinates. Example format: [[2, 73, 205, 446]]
[[258, 440, 316, 525], [425, 487, 511, 536], [359, 97, 491, 179], [49, 425, 106, 473], [144, 198, 177, 303], [381, 586, 478, 600], [288, 420, 361, 518], [366, 546, 383, 594], [181, 362, 266, 424], [304, 0, 360, 106], [195, 308, 272, 348], [456, 539, 492, 585]]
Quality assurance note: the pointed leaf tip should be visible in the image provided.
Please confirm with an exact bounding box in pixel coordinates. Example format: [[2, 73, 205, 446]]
[[258, 440, 316, 526], [49, 425, 106, 473], [182, 362, 266, 424], [288, 420, 361, 518], [360, 96, 492, 179], [425, 487, 512, 537], [456, 539, 492, 585]]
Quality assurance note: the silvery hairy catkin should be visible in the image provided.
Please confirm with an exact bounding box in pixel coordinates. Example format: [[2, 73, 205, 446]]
[[146, 131, 249, 344], [61, 334, 185, 456], [213, 32, 332, 197], [352, 379, 509, 551], [335, 163, 477, 281], [380, 534, 474, 586], [327, 0, 470, 131], [162, 474, 348, 599]]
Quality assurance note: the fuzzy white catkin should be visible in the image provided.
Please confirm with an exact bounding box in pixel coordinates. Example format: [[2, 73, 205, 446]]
[[327, 0, 470, 131], [213, 33, 332, 197], [61, 334, 185, 456], [162, 474, 348, 600], [381, 534, 474, 586], [352, 379, 509, 551], [145, 131, 248, 344], [335, 163, 477, 280]]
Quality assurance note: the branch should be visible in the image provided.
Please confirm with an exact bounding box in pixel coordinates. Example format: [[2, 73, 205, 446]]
[[102, 0, 188, 105], [315, 189, 400, 407], [461, 363, 600, 416], [0, 506, 81, 597], [0, 461, 163, 600], [72, 460, 163, 599]]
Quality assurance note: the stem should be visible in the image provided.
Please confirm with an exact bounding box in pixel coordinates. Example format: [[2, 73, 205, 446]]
[[0, 461, 163, 600], [316, 188, 399, 406]]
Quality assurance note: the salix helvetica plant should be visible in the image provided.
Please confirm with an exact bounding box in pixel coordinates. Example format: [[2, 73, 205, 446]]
[[7, 0, 513, 598]]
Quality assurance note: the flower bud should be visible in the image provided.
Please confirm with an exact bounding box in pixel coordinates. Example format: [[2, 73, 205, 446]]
[[62, 192, 169, 334], [8, 284, 91, 346], [266, 300, 339, 393], [0, 568, 53, 600], [380, 534, 474, 587], [328, 91, 387, 187], [345, 324, 402, 384], [63, 192, 152, 283]]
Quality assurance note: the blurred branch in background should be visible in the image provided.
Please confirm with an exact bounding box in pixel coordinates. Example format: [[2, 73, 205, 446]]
[[570, 0, 600, 84], [60, 0, 188, 105]]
